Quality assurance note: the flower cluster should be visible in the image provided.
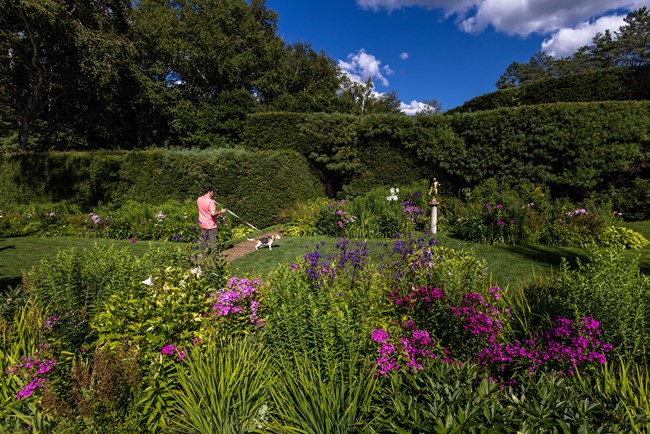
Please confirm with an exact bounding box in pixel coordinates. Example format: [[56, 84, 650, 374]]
[[88, 213, 102, 224], [161, 344, 187, 362], [302, 243, 331, 284], [43, 315, 58, 330], [156, 211, 166, 222], [372, 323, 443, 375], [475, 316, 612, 378], [566, 208, 588, 217], [386, 187, 399, 202], [301, 239, 370, 286], [210, 277, 264, 326], [450, 288, 506, 345], [4, 345, 56, 400], [328, 200, 355, 229], [388, 285, 444, 309], [402, 200, 423, 222]]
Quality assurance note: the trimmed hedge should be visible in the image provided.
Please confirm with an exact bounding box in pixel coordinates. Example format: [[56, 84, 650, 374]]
[[453, 66, 650, 113], [241, 102, 649, 205], [0, 149, 324, 229], [442, 101, 649, 198]]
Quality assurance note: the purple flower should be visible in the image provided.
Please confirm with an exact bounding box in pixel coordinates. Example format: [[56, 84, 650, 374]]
[[372, 329, 390, 343], [161, 344, 177, 355]]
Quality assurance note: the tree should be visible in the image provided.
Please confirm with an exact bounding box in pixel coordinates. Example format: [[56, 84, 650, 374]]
[[0, 0, 139, 151], [258, 42, 347, 113], [338, 77, 402, 115], [614, 7, 650, 66], [415, 99, 443, 116]]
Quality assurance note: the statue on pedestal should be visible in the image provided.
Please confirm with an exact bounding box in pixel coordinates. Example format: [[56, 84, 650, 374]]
[[429, 178, 439, 204]]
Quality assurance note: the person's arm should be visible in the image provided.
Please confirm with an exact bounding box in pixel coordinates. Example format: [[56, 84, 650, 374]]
[[210, 202, 227, 217]]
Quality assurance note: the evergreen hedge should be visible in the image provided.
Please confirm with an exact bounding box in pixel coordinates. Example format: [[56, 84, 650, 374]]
[[453, 66, 650, 113], [242, 102, 649, 206], [0, 149, 324, 229]]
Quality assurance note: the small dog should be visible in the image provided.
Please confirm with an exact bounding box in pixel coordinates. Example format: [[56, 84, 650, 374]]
[[247, 234, 281, 251]]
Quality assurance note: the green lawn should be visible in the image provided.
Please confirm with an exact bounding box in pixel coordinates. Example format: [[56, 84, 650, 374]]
[[2, 221, 649, 292], [225, 221, 650, 285]]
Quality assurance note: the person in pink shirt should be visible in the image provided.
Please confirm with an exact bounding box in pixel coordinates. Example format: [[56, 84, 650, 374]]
[[197, 185, 227, 254]]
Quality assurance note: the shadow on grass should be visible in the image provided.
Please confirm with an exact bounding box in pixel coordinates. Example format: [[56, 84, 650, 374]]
[[504, 244, 587, 270]]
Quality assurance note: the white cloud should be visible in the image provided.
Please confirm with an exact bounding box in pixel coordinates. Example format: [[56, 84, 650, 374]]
[[356, 0, 650, 38], [541, 14, 627, 57], [338, 48, 393, 86], [399, 99, 433, 115], [400, 52, 410, 59]]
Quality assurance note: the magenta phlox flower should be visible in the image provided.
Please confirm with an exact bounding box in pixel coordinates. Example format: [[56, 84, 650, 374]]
[[5, 349, 56, 400], [372, 328, 391, 343], [161, 344, 187, 362], [475, 316, 612, 380], [161, 344, 177, 355], [451, 291, 505, 344], [210, 277, 264, 326]]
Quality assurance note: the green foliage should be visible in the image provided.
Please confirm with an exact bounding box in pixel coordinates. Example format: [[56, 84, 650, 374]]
[[279, 197, 330, 236], [266, 357, 376, 434], [307, 181, 431, 239], [446, 101, 648, 199], [262, 249, 381, 374], [91, 265, 220, 356], [457, 66, 650, 113], [599, 226, 650, 249], [0, 149, 324, 229], [520, 248, 650, 357], [24, 244, 192, 351], [366, 359, 650, 432], [170, 337, 272, 434]]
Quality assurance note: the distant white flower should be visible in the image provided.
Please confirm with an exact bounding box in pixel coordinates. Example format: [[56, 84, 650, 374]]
[[142, 276, 153, 286], [190, 267, 202, 278], [387, 187, 399, 202], [156, 211, 166, 221]]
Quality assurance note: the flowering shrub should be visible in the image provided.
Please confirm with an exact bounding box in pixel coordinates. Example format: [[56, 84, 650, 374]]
[[370, 233, 614, 382], [448, 179, 627, 247], [4, 344, 56, 400], [449, 179, 548, 244], [208, 277, 265, 337], [476, 317, 613, 380], [0, 199, 251, 243], [314, 199, 355, 236], [540, 198, 613, 247]]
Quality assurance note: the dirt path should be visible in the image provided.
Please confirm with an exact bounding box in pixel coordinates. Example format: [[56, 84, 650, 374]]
[[222, 231, 281, 262]]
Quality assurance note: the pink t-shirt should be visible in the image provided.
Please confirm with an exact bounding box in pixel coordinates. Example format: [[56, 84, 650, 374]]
[[197, 194, 217, 229]]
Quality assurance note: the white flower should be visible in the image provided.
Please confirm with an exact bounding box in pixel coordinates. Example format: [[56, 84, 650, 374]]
[[156, 211, 166, 221], [387, 187, 399, 201], [142, 276, 153, 286], [190, 267, 202, 278]]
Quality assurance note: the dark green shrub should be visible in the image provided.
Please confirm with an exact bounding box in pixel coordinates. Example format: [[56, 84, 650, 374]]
[[365, 359, 649, 433], [454, 66, 650, 113]]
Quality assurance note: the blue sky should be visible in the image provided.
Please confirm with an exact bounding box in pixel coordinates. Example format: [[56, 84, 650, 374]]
[[265, 0, 649, 113]]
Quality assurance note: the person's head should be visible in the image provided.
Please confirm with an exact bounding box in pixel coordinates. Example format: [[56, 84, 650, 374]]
[[202, 185, 214, 196]]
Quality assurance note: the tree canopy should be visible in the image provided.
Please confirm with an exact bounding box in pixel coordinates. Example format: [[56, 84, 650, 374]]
[[496, 7, 650, 89], [0, 0, 402, 151]]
